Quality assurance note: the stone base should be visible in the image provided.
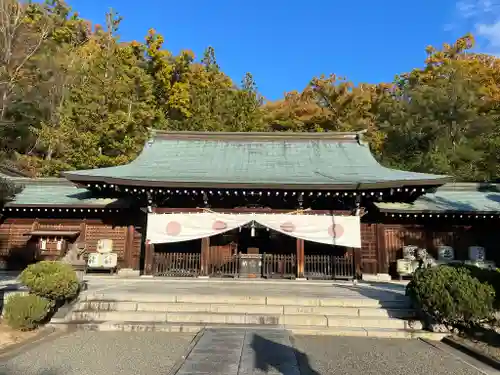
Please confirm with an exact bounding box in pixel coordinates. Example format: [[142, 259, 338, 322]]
[[117, 268, 140, 278], [361, 273, 392, 282], [70, 263, 86, 283]]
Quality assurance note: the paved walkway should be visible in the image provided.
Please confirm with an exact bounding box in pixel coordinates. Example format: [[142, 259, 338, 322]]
[[0, 329, 491, 375], [177, 329, 299, 375], [0, 331, 195, 375]]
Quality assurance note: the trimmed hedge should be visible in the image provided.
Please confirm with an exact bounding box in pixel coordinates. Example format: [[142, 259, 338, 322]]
[[3, 294, 52, 331], [19, 261, 80, 303], [406, 265, 495, 327], [451, 264, 500, 308]]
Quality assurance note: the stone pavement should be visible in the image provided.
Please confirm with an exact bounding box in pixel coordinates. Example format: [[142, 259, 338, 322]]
[[292, 335, 490, 375], [176, 329, 300, 375], [0, 331, 195, 375], [82, 277, 408, 302], [0, 329, 492, 375]]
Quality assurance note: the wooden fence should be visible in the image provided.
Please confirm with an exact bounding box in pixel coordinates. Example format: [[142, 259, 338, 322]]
[[262, 253, 296, 279], [153, 251, 354, 280], [304, 254, 354, 280], [153, 252, 201, 277], [209, 254, 240, 277]]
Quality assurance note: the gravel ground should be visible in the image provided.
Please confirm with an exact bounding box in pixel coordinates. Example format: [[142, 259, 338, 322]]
[[452, 330, 500, 362], [291, 336, 486, 375], [0, 331, 196, 375]]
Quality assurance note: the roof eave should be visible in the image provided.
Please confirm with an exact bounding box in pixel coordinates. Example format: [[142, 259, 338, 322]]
[[377, 207, 500, 215], [63, 174, 451, 191], [4, 201, 130, 209]]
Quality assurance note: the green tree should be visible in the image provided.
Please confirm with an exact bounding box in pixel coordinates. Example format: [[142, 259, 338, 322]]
[[0, 174, 21, 206], [226, 72, 265, 131], [378, 35, 500, 181], [21, 10, 158, 175]]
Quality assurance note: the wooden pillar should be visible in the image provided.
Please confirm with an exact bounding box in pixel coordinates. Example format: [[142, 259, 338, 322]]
[[376, 223, 389, 274], [353, 247, 362, 279], [200, 237, 210, 276], [31, 219, 40, 261], [296, 238, 305, 278], [78, 220, 86, 244], [144, 241, 153, 275], [124, 225, 135, 269]]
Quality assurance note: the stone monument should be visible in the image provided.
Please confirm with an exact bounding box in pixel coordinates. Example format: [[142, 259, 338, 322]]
[[61, 242, 87, 283]]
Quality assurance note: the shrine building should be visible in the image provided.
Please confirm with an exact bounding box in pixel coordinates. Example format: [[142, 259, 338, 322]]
[[1, 131, 498, 280]]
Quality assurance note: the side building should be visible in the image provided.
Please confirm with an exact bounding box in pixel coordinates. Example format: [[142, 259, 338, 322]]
[[0, 131, 497, 279]]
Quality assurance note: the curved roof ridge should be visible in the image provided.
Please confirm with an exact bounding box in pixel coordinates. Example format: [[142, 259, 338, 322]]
[[148, 130, 364, 142]]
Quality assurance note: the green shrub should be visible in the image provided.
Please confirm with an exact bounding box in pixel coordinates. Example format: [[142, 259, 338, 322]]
[[450, 264, 500, 308], [406, 265, 495, 327], [3, 294, 52, 331], [19, 261, 80, 303]]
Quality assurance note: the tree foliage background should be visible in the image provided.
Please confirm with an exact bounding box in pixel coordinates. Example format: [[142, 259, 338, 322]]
[[1, 0, 499, 182]]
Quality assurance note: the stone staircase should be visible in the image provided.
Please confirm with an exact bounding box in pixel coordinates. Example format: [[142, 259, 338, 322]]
[[49, 291, 446, 340]]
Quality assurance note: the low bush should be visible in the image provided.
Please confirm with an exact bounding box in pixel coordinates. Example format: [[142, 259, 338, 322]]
[[19, 261, 80, 303], [406, 265, 495, 327], [451, 264, 500, 308], [3, 293, 52, 331]]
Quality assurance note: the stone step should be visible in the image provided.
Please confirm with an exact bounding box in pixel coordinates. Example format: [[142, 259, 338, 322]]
[[70, 310, 420, 330], [47, 321, 445, 341], [80, 294, 411, 309], [75, 301, 416, 319]]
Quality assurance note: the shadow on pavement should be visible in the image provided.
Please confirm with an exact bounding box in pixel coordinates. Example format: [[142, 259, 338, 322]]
[[334, 282, 415, 320], [251, 333, 320, 375]]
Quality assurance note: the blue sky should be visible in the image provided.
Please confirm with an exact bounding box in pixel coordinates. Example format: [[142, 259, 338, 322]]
[[67, 0, 500, 100]]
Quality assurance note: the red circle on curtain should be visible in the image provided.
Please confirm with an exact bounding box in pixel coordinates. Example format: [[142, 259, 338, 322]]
[[280, 222, 296, 232], [328, 224, 344, 238], [212, 220, 227, 230], [166, 221, 182, 236]]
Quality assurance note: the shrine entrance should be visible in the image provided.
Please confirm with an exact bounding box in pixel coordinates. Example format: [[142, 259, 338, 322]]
[[147, 211, 359, 280], [206, 226, 297, 279]]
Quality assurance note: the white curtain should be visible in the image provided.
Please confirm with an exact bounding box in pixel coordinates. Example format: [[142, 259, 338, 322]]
[[146, 212, 361, 248], [146, 212, 253, 244], [254, 214, 361, 248]]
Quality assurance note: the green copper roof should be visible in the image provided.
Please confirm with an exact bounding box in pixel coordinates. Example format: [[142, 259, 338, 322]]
[[63, 131, 450, 190], [3, 177, 129, 208], [375, 183, 500, 214]]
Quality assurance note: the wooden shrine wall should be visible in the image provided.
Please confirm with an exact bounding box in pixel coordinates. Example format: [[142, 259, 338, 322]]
[[355, 220, 500, 276], [1, 212, 499, 276], [360, 223, 379, 274], [379, 222, 500, 273], [0, 217, 142, 270]]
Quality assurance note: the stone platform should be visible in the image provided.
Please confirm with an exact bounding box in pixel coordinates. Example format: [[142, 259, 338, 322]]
[[82, 276, 408, 299]]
